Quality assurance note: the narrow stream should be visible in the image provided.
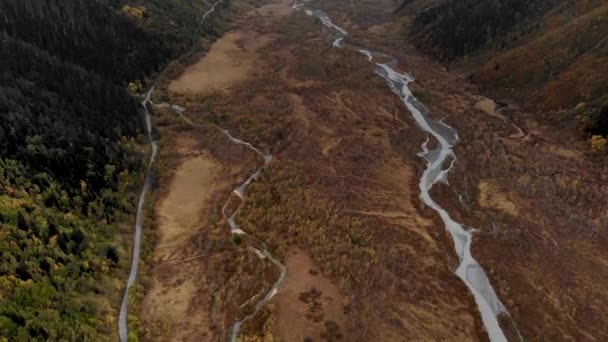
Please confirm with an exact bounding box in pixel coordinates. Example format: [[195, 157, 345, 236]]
[[219, 129, 287, 342], [292, 1, 519, 341], [119, 87, 158, 342], [157, 104, 287, 341]]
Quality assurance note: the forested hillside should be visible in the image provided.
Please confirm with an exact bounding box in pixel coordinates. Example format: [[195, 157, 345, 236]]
[[405, 0, 560, 61], [1, 0, 169, 84], [400, 0, 608, 150], [0, 35, 142, 190], [0, 0, 224, 339], [107, 0, 224, 56]]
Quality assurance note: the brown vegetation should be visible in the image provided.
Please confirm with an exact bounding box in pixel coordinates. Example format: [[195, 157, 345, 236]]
[[336, 1, 608, 338], [144, 0, 608, 341], [273, 249, 346, 341]]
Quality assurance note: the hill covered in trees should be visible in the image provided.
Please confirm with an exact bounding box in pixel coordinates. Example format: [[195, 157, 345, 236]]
[[0, 0, 226, 339], [399, 0, 608, 150], [401, 0, 561, 61]]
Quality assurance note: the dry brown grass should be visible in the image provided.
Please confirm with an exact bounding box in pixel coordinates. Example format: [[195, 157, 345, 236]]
[[168, 30, 275, 94], [140, 137, 224, 341], [315, 1, 608, 340], [473, 3, 608, 111], [273, 249, 346, 341]]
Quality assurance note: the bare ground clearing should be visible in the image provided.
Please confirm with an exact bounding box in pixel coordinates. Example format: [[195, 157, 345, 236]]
[[168, 30, 273, 94], [141, 136, 225, 341]]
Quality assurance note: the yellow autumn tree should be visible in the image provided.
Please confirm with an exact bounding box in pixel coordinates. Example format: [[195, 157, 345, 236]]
[[122, 4, 146, 20], [127, 82, 138, 94], [589, 135, 608, 152]]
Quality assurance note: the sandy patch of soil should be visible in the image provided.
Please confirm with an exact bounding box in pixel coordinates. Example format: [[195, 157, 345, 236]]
[[153, 141, 223, 260], [478, 180, 519, 216], [320, 136, 341, 157], [375, 162, 438, 241], [169, 30, 273, 94], [475, 98, 499, 118], [141, 136, 224, 341], [366, 23, 388, 34], [545, 144, 579, 159], [273, 249, 346, 341]]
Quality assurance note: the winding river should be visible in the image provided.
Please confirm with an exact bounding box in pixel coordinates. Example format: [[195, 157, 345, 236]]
[[292, 1, 519, 341]]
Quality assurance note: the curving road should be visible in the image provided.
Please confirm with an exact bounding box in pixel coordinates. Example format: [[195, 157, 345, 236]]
[[118, 87, 158, 342]]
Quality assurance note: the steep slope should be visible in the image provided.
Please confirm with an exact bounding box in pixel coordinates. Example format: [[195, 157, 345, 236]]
[[0, 33, 145, 342], [0, 0, 169, 84], [406, 0, 560, 61], [108, 0, 225, 55], [401, 0, 608, 146], [0, 0, 227, 340], [473, 2, 608, 111]]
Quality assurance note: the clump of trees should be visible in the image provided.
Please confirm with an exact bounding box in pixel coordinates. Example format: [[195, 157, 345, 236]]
[[0, 34, 142, 193], [0, 0, 230, 338], [0, 0, 174, 339], [0, 157, 140, 340], [108, 0, 229, 58], [0, 35, 143, 333]]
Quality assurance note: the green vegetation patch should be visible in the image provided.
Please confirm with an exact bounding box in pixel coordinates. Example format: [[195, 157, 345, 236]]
[[0, 157, 141, 340]]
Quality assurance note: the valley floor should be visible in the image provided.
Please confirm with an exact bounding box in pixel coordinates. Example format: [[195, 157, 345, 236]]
[[138, 0, 608, 340]]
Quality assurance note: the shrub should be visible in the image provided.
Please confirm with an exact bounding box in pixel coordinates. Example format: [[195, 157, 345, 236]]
[[588, 135, 608, 153]]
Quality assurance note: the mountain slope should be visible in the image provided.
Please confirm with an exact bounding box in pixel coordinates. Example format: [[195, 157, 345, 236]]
[[400, 0, 608, 146], [0, 0, 227, 339]]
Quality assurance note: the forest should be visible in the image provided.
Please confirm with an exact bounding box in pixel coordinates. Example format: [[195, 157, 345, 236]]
[[0, 0, 224, 339], [407, 0, 559, 61], [0, 0, 170, 84]]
